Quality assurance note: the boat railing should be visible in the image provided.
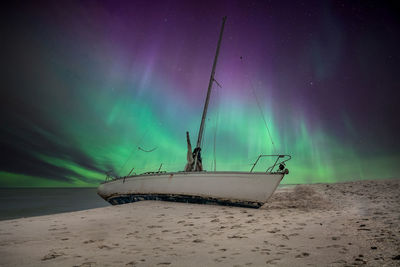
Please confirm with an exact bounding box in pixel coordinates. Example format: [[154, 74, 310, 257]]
[[250, 154, 291, 173], [142, 171, 167, 175], [104, 171, 116, 182], [103, 171, 168, 182]]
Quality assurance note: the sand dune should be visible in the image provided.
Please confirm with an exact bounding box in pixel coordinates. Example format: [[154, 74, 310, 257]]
[[0, 179, 399, 266]]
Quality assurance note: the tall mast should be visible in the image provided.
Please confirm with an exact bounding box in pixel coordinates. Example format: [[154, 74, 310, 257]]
[[193, 16, 226, 171]]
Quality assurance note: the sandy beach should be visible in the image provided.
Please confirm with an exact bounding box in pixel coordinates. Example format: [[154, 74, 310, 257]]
[[0, 179, 399, 266]]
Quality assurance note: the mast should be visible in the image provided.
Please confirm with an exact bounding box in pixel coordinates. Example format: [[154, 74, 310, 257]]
[[192, 16, 227, 171]]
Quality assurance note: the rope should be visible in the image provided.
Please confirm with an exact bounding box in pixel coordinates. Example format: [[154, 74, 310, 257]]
[[199, 78, 220, 171], [118, 128, 151, 175], [119, 150, 135, 176], [213, 84, 220, 171], [138, 146, 157, 152], [240, 56, 276, 153]]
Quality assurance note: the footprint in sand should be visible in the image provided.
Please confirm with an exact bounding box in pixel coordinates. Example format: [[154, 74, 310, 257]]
[[98, 245, 113, 250], [280, 234, 289, 240], [75, 261, 96, 267], [266, 258, 281, 264], [48, 227, 65, 231], [58, 231, 71, 235], [41, 251, 64, 261], [228, 234, 247, 239], [147, 225, 163, 229], [295, 252, 310, 258], [214, 256, 227, 262], [327, 244, 342, 248]]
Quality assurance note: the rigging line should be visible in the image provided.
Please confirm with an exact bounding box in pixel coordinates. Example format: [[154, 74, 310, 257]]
[[118, 128, 150, 175], [138, 146, 158, 153], [198, 78, 220, 150], [200, 79, 220, 170], [119, 148, 136, 175], [240, 56, 276, 153], [213, 83, 220, 172]]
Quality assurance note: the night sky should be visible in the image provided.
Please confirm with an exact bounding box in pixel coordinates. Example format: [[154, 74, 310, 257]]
[[2, 0, 399, 187]]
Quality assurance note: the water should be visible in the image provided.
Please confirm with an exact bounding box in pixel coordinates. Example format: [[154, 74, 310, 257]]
[[0, 188, 109, 221], [0, 185, 296, 221]]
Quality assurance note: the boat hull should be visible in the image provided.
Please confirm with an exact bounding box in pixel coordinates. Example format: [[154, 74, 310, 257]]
[[97, 171, 284, 208]]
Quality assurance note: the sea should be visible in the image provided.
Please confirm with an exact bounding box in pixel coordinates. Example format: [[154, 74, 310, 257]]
[[0, 188, 109, 221], [0, 185, 297, 221]]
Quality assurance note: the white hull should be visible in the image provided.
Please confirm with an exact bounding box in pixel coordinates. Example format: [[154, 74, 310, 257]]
[[97, 171, 284, 208]]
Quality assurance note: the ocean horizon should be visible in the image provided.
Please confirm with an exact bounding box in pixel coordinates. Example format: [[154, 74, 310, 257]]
[[0, 188, 109, 221]]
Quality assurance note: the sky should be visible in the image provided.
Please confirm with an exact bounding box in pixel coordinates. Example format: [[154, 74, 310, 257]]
[[1, 0, 399, 187]]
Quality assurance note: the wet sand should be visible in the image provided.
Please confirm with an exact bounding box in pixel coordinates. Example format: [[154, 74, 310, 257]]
[[0, 179, 399, 266]]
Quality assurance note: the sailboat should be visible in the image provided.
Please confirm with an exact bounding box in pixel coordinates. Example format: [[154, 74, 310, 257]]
[[97, 16, 291, 208]]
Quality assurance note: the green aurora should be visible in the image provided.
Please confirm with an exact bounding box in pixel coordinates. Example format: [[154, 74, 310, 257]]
[[2, 1, 399, 187]]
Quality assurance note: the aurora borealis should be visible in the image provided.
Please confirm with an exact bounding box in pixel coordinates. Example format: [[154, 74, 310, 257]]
[[1, 0, 399, 187]]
